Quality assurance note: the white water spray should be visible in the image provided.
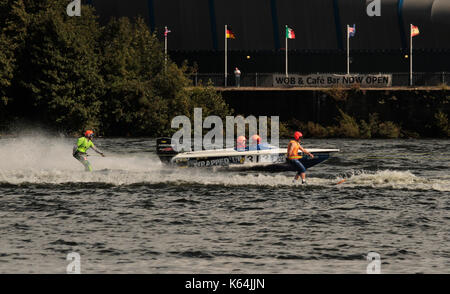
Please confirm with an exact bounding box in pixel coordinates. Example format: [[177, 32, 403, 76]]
[[0, 134, 448, 191]]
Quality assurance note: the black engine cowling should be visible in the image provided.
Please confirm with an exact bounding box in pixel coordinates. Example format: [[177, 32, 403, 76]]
[[156, 137, 178, 164]]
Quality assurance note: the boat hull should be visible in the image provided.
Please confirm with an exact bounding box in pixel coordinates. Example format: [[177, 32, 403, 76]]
[[171, 151, 334, 171], [156, 138, 339, 172]]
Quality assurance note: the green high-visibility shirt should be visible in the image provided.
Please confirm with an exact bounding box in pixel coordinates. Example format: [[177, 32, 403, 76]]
[[76, 137, 95, 153]]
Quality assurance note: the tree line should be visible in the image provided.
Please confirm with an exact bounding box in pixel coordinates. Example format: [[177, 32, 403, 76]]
[[0, 0, 231, 136]]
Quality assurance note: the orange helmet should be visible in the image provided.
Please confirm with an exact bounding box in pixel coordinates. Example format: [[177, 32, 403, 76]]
[[85, 130, 94, 138], [237, 136, 247, 147], [250, 134, 261, 144], [294, 131, 303, 141]]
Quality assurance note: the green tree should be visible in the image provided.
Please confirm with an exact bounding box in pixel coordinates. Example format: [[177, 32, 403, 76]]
[[13, 1, 103, 133], [99, 17, 172, 136], [0, 32, 13, 107], [2, 1, 232, 136], [0, 0, 28, 126], [100, 17, 231, 136]]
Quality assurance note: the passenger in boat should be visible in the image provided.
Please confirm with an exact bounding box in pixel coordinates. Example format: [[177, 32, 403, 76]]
[[249, 134, 274, 150], [287, 131, 314, 184], [235, 136, 247, 151]]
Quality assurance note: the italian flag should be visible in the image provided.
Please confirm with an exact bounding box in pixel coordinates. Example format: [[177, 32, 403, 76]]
[[286, 26, 295, 39]]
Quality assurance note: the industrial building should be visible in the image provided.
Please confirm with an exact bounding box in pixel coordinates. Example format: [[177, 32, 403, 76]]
[[89, 0, 450, 73]]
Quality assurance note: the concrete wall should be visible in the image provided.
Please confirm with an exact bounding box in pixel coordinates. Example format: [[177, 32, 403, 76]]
[[221, 89, 450, 136]]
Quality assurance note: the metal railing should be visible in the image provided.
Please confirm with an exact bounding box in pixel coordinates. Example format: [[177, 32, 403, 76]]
[[188, 72, 449, 88]]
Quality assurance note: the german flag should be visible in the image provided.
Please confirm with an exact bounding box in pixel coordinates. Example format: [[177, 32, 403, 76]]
[[226, 28, 235, 39]]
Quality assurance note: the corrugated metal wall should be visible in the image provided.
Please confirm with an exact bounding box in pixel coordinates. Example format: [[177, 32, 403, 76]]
[[214, 0, 275, 51], [153, 0, 212, 50], [338, 0, 403, 50], [93, 0, 151, 25], [92, 0, 450, 50], [276, 0, 339, 50]]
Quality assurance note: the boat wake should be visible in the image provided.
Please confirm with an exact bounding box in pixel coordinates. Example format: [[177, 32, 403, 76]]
[[335, 170, 450, 192], [0, 166, 448, 192], [0, 136, 448, 192]]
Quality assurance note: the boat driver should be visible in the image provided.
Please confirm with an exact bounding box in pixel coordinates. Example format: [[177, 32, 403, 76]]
[[236, 136, 247, 151]]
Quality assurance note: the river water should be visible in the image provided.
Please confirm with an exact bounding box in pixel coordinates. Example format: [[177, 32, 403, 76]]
[[0, 135, 448, 273]]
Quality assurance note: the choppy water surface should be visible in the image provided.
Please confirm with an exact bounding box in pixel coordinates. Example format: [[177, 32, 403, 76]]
[[0, 136, 448, 273]]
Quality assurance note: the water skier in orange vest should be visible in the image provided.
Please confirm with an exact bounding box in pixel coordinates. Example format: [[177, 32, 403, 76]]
[[287, 131, 314, 184]]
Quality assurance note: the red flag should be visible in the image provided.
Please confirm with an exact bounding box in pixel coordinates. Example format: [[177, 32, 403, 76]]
[[411, 25, 420, 37], [164, 27, 171, 37]]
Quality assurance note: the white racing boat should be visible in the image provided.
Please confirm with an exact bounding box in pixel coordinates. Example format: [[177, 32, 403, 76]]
[[156, 138, 339, 171]]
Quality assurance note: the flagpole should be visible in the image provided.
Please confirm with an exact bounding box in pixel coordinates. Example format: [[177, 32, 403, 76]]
[[410, 24, 413, 86], [225, 25, 227, 87], [347, 25, 350, 75], [164, 26, 168, 73], [285, 26, 288, 77]]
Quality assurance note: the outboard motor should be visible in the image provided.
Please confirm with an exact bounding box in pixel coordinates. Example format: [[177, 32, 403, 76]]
[[156, 137, 178, 164]]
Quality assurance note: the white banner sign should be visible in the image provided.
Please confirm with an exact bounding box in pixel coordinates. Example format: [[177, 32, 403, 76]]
[[273, 74, 392, 87]]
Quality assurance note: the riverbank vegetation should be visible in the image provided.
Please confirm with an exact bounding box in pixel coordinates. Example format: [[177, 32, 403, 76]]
[[0, 0, 230, 136], [277, 87, 450, 139], [284, 110, 403, 139], [282, 108, 449, 139]]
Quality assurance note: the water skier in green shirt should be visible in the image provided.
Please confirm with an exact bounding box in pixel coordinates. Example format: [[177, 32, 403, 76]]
[[72, 130, 105, 171]]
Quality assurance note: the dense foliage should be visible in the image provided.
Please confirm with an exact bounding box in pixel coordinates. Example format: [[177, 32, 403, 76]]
[[0, 0, 231, 136]]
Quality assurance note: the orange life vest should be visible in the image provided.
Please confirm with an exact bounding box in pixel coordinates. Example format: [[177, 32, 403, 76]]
[[287, 140, 302, 160]]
